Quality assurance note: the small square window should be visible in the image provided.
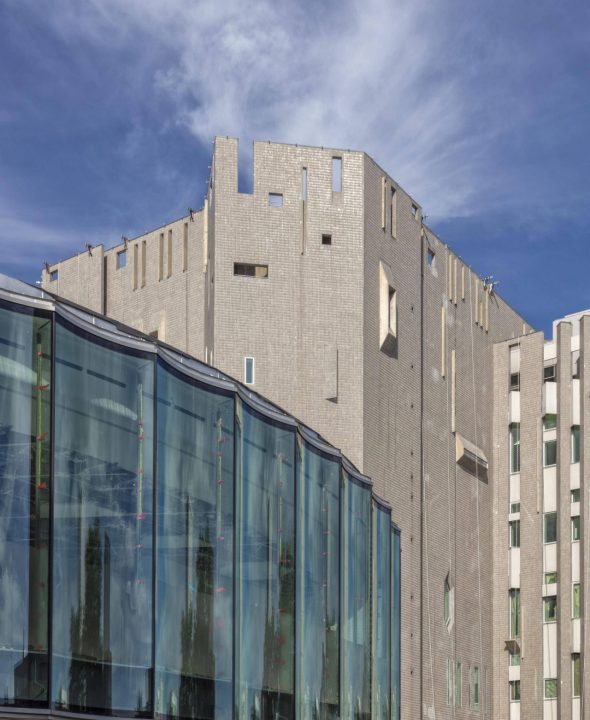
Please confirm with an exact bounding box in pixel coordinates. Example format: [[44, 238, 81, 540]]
[[543, 596, 557, 623], [543, 414, 557, 431], [544, 678, 558, 699], [117, 249, 127, 269], [322, 234, 332, 246], [244, 357, 255, 385], [268, 193, 283, 207], [50, 269, 58, 282], [544, 571, 557, 584], [510, 502, 521, 513], [571, 488, 580, 503], [544, 364, 556, 382]]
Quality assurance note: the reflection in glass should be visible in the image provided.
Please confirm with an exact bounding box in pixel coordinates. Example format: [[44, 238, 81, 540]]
[[156, 361, 234, 719], [372, 504, 391, 720], [296, 439, 340, 720], [342, 473, 371, 720], [0, 302, 51, 706], [391, 528, 401, 720], [235, 400, 295, 720], [52, 319, 154, 715]]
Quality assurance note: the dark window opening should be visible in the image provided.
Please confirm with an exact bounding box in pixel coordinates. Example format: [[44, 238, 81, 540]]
[[544, 365, 556, 383], [322, 234, 332, 246], [234, 263, 269, 278], [50, 269, 58, 282], [510, 373, 520, 391], [427, 249, 435, 267]]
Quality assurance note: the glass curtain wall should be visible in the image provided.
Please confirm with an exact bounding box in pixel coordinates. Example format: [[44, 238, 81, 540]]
[[235, 399, 296, 720], [391, 528, 401, 720], [296, 438, 340, 720], [372, 503, 391, 720], [155, 361, 234, 720], [52, 318, 154, 716], [342, 472, 372, 720], [0, 301, 52, 706]]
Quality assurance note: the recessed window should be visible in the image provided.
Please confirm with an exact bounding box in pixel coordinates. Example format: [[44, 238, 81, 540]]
[[572, 583, 581, 618], [509, 520, 520, 548], [544, 438, 557, 466], [544, 364, 556, 383], [510, 651, 521, 666], [510, 502, 521, 513], [322, 234, 332, 246], [302, 167, 308, 201], [544, 571, 557, 584], [544, 512, 557, 543], [455, 661, 462, 707], [411, 202, 419, 218], [427, 248, 435, 268], [116, 249, 127, 269], [573, 654, 581, 697], [471, 666, 480, 710], [332, 157, 342, 193], [544, 678, 558, 699], [572, 425, 580, 463], [509, 588, 520, 638], [510, 372, 520, 391], [571, 488, 580, 503], [509, 680, 520, 701], [268, 193, 283, 207], [244, 357, 255, 385], [510, 423, 520, 473], [443, 576, 452, 625], [543, 596, 557, 623], [543, 414, 557, 431], [234, 263, 269, 278], [378, 260, 397, 356], [50, 269, 58, 282], [571, 515, 581, 541]]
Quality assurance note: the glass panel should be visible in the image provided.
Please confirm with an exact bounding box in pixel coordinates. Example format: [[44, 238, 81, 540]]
[[572, 584, 581, 619], [235, 400, 295, 720], [342, 473, 371, 720], [543, 414, 557, 431], [0, 302, 52, 707], [544, 439, 557, 466], [544, 512, 557, 543], [544, 572, 557, 584], [571, 516, 581, 541], [510, 680, 520, 701], [572, 426, 580, 464], [543, 596, 557, 623], [509, 520, 520, 548], [454, 662, 461, 707], [509, 589, 520, 638], [156, 361, 234, 719], [544, 678, 557, 698], [510, 424, 520, 473], [571, 488, 580, 503], [52, 319, 154, 715], [296, 439, 340, 720], [372, 504, 391, 720], [573, 654, 581, 697], [391, 529, 401, 720]]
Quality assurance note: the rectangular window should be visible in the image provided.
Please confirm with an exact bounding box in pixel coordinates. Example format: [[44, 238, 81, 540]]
[[573, 583, 581, 618], [510, 372, 520, 391], [183, 223, 188, 272], [133, 244, 138, 290], [543, 414, 557, 431], [390, 187, 397, 237], [455, 661, 462, 707], [510, 423, 521, 473], [302, 167, 308, 201], [447, 658, 453, 705], [573, 654, 581, 697], [427, 248, 435, 268], [141, 239, 146, 287], [332, 157, 342, 193], [116, 249, 127, 269], [322, 234, 332, 246], [159, 233, 164, 280], [510, 651, 521, 666], [571, 488, 581, 503], [509, 680, 521, 701], [381, 177, 386, 229], [244, 357, 255, 385], [509, 520, 520, 548], [543, 596, 558, 623], [510, 588, 520, 638], [510, 502, 521, 513], [544, 571, 557, 584], [388, 287, 397, 337], [167, 229, 172, 278], [571, 515, 581, 541], [472, 665, 480, 710], [444, 577, 451, 625], [572, 425, 580, 463], [544, 439, 557, 466], [544, 678, 558, 699], [234, 263, 269, 278], [411, 202, 418, 218], [544, 512, 557, 543], [544, 364, 557, 382], [50, 269, 58, 281], [268, 193, 283, 207]]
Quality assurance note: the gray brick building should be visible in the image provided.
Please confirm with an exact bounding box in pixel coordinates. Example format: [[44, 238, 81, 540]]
[[43, 137, 559, 719]]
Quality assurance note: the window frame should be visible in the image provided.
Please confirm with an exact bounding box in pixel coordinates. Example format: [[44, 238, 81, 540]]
[[244, 356, 255, 386]]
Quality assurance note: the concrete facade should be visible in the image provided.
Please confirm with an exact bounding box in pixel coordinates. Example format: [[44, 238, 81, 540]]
[[43, 137, 542, 719]]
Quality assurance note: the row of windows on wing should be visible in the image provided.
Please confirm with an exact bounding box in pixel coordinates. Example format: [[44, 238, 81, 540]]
[[508, 420, 580, 474], [509, 359, 580, 390]]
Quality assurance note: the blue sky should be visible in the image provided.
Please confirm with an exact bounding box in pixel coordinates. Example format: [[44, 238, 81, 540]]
[[0, 0, 588, 335]]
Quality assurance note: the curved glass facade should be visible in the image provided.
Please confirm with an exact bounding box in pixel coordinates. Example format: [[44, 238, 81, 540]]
[[0, 293, 401, 720]]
